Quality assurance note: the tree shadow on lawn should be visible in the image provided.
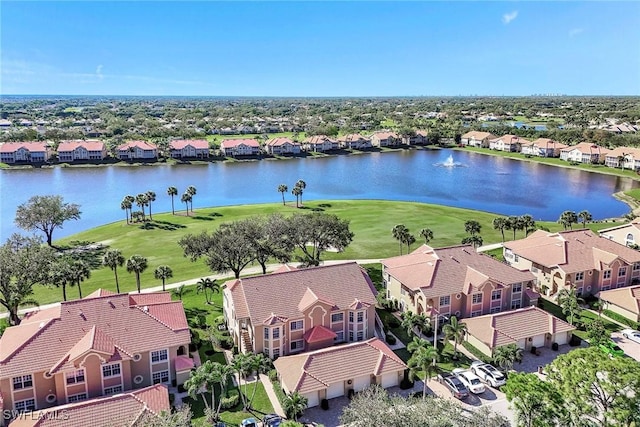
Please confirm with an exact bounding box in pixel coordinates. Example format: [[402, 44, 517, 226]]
[[138, 220, 186, 231]]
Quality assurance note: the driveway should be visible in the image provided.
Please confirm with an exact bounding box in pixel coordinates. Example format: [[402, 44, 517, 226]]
[[514, 342, 586, 373], [611, 331, 640, 361]]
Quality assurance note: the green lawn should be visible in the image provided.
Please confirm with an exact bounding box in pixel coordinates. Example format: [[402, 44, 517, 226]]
[[537, 299, 622, 341], [206, 132, 306, 144]]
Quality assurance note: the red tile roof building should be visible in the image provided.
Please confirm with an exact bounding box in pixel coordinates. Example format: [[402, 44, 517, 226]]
[[302, 135, 339, 152], [264, 137, 301, 155], [598, 285, 640, 323], [116, 141, 158, 160], [169, 139, 210, 158], [57, 140, 107, 162], [0, 142, 52, 164], [219, 138, 260, 157]]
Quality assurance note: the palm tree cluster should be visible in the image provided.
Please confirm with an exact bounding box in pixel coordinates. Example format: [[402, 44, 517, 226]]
[[278, 179, 306, 208], [48, 256, 91, 301], [196, 277, 220, 304], [391, 224, 427, 255], [120, 191, 157, 223], [492, 214, 537, 242], [407, 337, 438, 399], [492, 344, 523, 374], [558, 210, 591, 230], [461, 220, 483, 248], [401, 311, 431, 338], [100, 250, 166, 295]]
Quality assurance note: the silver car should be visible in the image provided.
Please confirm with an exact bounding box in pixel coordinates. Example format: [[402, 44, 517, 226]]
[[470, 361, 506, 388], [452, 368, 486, 394], [622, 329, 640, 344]]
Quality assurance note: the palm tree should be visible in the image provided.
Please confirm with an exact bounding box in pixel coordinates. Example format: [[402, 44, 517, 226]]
[[407, 336, 431, 354], [407, 345, 439, 399], [102, 249, 125, 293], [154, 265, 173, 292], [248, 353, 273, 409], [185, 360, 220, 423], [186, 185, 197, 213], [213, 363, 235, 419], [277, 184, 288, 205], [120, 198, 132, 224], [197, 277, 219, 305], [461, 235, 483, 248], [291, 186, 302, 208], [443, 316, 467, 360], [295, 179, 306, 206], [492, 344, 523, 374], [402, 233, 416, 253], [420, 228, 434, 244], [557, 288, 584, 325], [506, 216, 523, 240], [464, 220, 481, 236], [49, 258, 73, 301], [401, 311, 418, 337], [146, 191, 156, 220], [283, 391, 308, 422], [392, 224, 409, 255], [167, 186, 178, 215], [172, 284, 187, 300], [520, 214, 536, 236], [232, 353, 254, 410], [126, 254, 148, 293], [578, 210, 592, 228], [181, 193, 192, 216], [558, 210, 578, 230], [135, 193, 149, 221], [492, 217, 508, 242], [68, 259, 91, 299]]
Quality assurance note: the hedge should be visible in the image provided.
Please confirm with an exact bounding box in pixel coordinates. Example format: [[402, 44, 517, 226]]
[[603, 309, 640, 329], [220, 390, 240, 409], [461, 341, 492, 364]]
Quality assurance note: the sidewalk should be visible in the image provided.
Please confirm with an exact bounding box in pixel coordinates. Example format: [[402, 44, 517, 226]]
[[259, 373, 286, 418]]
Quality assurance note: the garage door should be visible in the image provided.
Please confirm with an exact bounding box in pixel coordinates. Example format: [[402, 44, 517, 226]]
[[326, 382, 344, 399], [304, 391, 319, 408], [532, 335, 545, 348], [352, 375, 371, 392], [555, 332, 569, 345], [381, 372, 399, 389]]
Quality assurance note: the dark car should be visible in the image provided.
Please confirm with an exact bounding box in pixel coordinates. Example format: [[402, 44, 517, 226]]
[[438, 373, 469, 400], [262, 414, 283, 427]]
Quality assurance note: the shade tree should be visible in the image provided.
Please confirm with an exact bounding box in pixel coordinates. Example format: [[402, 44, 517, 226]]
[[14, 195, 81, 247]]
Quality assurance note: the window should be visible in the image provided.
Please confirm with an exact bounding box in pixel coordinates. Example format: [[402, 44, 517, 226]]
[[634, 263, 640, 271], [102, 363, 121, 378], [151, 349, 168, 363], [290, 340, 304, 351], [511, 299, 521, 309], [575, 272, 584, 281], [472, 293, 482, 304], [104, 386, 123, 395], [291, 320, 304, 331], [514, 254, 519, 262], [15, 399, 35, 412], [512, 283, 522, 294], [439, 296, 451, 307], [335, 331, 344, 342], [357, 311, 364, 323], [604, 270, 612, 279], [491, 290, 501, 301], [619, 267, 627, 277], [152, 370, 169, 384], [67, 393, 87, 403], [66, 369, 85, 385], [12, 375, 33, 390], [357, 331, 364, 341], [272, 328, 280, 339], [264, 328, 269, 339], [273, 348, 280, 358], [331, 313, 344, 323], [349, 331, 354, 341], [490, 307, 501, 314], [471, 310, 482, 317], [349, 312, 354, 322]]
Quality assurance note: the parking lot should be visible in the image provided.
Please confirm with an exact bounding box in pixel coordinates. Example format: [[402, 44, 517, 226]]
[[611, 331, 640, 361]]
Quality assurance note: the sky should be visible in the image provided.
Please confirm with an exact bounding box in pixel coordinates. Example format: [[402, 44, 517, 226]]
[[1, 1, 639, 97]]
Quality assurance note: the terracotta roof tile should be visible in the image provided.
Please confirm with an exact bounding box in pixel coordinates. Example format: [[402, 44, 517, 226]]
[[560, 142, 609, 155], [169, 139, 209, 150], [461, 131, 496, 140], [598, 285, 640, 314], [85, 289, 117, 299], [221, 138, 259, 148], [57, 140, 105, 152], [273, 264, 298, 274], [175, 355, 195, 372], [303, 325, 337, 343], [265, 137, 299, 147], [117, 140, 157, 151], [0, 142, 48, 153]]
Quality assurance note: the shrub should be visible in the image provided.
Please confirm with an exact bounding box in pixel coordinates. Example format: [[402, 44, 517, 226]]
[[388, 317, 401, 328], [461, 341, 492, 364], [603, 309, 640, 329], [385, 333, 397, 345], [219, 336, 234, 349], [220, 392, 239, 410], [268, 369, 278, 382], [214, 315, 225, 325]]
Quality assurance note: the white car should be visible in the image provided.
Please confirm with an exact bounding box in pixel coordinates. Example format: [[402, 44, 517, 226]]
[[452, 368, 485, 394], [621, 329, 640, 344], [470, 361, 506, 388]]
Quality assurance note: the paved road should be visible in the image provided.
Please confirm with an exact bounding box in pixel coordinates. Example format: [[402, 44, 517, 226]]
[[611, 331, 640, 362]]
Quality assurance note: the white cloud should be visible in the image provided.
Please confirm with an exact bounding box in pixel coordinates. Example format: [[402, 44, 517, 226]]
[[569, 28, 584, 37], [502, 11, 518, 25], [96, 64, 104, 80]]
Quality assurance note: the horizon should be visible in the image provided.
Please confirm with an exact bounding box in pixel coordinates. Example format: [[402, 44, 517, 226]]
[[2, 2, 639, 97]]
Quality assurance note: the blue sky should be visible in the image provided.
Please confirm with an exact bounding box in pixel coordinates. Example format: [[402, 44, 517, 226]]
[[2, 1, 639, 96]]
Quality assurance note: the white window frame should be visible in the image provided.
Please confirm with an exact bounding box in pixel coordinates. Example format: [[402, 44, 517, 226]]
[[357, 331, 364, 341], [490, 307, 502, 314], [103, 385, 123, 395], [511, 299, 521, 309], [471, 310, 482, 317], [331, 312, 344, 323], [152, 370, 170, 385], [491, 290, 501, 301], [357, 311, 364, 323], [102, 363, 121, 378], [349, 331, 354, 341], [67, 393, 87, 403], [575, 272, 584, 281], [290, 340, 304, 352], [290, 320, 303, 331], [349, 311, 354, 322], [439, 295, 451, 307], [619, 267, 627, 277], [264, 328, 269, 339], [472, 293, 482, 304], [151, 349, 168, 364], [512, 283, 522, 294], [335, 331, 345, 342], [634, 263, 640, 271], [14, 399, 36, 412], [272, 327, 280, 339], [603, 270, 612, 279], [12, 374, 33, 390], [273, 348, 280, 358], [66, 369, 85, 385]]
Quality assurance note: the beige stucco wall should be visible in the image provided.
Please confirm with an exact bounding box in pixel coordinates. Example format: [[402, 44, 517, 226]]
[[465, 334, 492, 358]]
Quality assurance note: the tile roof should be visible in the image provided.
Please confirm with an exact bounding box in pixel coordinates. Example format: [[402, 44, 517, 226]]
[[491, 134, 531, 144], [527, 138, 567, 149], [265, 137, 299, 146], [461, 131, 496, 140], [274, 338, 406, 394], [371, 131, 398, 140], [303, 135, 336, 144], [598, 285, 640, 315], [560, 142, 609, 155], [273, 264, 298, 274], [0, 291, 189, 378], [175, 355, 195, 372], [169, 139, 209, 150], [117, 140, 157, 151], [503, 229, 640, 274], [8, 384, 170, 427], [57, 140, 105, 152], [337, 134, 368, 142], [382, 245, 534, 297], [463, 306, 576, 349], [598, 220, 640, 235], [303, 325, 337, 343], [221, 138, 259, 148], [225, 263, 377, 325], [606, 146, 640, 159], [0, 142, 48, 153]]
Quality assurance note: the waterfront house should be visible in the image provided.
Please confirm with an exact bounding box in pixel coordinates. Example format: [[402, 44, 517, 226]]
[[223, 262, 379, 358], [503, 229, 640, 297], [302, 135, 338, 152], [402, 130, 429, 145], [117, 141, 158, 160], [220, 138, 260, 157], [169, 139, 210, 159], [0, 142, 51, 164], [520, 138, 567, 158], [370, 131, 401, 147], [0, 290, 192, 417], [599, 219, 640, 247], [264, 137, 301, 155], [273, 338, 406, 408], [382, 245, 535, 323], [57, 140, 107, 162], [489, 134, 528, 152], [559, 142, 609, 164], [461, 131, 496, 148], [598, 285, 640, 324], [5, 384, 170, 427], [337, 134, 372, 150], [463, 306, 575, 357], [604, 146, 640, 170]]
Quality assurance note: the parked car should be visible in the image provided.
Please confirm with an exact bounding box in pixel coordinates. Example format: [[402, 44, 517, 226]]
[[438, 373, 469, 400], [621, 329, 640, 344], [240, 418, 258, 427], [452, 368, 486, 394], [263, 414, 283, 427], [470, 361, 506, 388], [599, 340, 625, 358]]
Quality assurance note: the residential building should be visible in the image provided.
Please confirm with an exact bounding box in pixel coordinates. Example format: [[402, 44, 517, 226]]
[[0, 290, 192, 418], [6, 384, 170, 427], [402, 130, 429, 145], [117, 141, 158, 160], [273, 338, 406, 407], [604, 146, 640, 170], [0, 142, 51, 164], [223, 262, 378, 358], [370, 131, 401, 148], [489, 134, 528, 152], [302, 135, 338, 152], [57, 140, 107, 162], [599, 219, 640, 247], [460, 131, 497, 148], [382, 245, 535, 323], [169, 139, 210, 159], [598, 285, 640, 324], [503, 229, 640, 297], [520, 138, 567, 158], [337, 134, 372, 150], [463, 306, 575, 357], [219, 138, 260, 157], [264, 137, 301, 155], [559, 142, 609, 164]]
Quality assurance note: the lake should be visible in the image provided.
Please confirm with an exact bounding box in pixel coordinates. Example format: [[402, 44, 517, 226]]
[[0, 149, 637, 241]]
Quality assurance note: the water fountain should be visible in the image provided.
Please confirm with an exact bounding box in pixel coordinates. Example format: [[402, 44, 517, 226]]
[[435, 154, 463, 168]]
